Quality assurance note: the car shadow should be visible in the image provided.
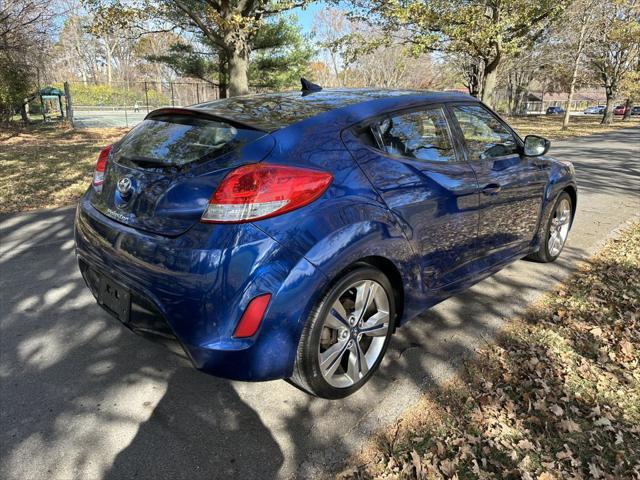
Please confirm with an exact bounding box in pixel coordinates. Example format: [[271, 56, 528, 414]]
[[103, 369, 284, 480]]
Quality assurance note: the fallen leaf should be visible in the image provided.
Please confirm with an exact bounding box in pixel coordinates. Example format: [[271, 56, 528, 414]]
[[620, 340, 634, 356], [411, 449, 424, 478], [559, 419, 582, 433], [549, 404, 564, 417], [518, 439, 535, 451], [588, 463, 603, 479], [615, 431, 624, 445], [590, 327, 603, 337], [593, 417, 611, 427]]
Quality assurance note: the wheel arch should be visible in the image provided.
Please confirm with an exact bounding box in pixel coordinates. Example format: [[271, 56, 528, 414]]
[[301, 219, 420, 329], [563, 184, 577, 226], [356, 256, 405, 330]]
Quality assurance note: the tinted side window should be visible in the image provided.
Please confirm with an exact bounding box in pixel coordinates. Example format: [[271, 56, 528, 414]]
[[375, 108, 455, 163], [452, 105, 517, 161]]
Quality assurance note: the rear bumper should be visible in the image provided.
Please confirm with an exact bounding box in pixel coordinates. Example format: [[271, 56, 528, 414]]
[[74, 195, 326, 381]]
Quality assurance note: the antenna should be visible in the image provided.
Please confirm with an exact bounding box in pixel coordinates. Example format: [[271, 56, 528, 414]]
[[300, 78, 322, 95]]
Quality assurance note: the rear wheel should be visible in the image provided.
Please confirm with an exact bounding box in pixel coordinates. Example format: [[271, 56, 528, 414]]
[[527, 191, 573, 263], [291, 267, 396, 399]]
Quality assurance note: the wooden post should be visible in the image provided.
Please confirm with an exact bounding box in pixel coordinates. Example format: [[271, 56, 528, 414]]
[[170, 82, 175, 107], [144, 81, 150, 113], [39, 94, 45, 121], [64, 81, 74, 126]]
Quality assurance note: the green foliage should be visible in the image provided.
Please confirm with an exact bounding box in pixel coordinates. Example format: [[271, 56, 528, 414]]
[[350, 0, 569, 103], [147, 43, 219, 85], [84, 0, 315, 96], [0, 56, 34, 122], [147, 14, 314, 91], [250, 16, 315, 89], [63, 83, 170, 106], [366, 0, 567, 58]]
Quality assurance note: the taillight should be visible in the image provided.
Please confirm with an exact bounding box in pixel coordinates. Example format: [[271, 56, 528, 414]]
[[93, 145, 112, 188], [201, 164, 333, 223]]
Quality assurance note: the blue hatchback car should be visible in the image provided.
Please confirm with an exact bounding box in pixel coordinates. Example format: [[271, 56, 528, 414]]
[[75, 86, 577, 398]]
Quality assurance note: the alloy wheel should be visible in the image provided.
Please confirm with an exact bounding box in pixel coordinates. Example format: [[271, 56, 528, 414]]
[[318, 279, 390, 388], [548, 198, 571, 257]]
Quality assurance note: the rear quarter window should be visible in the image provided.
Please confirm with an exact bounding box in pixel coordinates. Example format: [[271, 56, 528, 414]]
[[114, 114, 264, 167]]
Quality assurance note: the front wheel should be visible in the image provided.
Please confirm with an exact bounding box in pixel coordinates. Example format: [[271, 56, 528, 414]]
[[290, 267, 396, 399], [527, 191, 573, 263]]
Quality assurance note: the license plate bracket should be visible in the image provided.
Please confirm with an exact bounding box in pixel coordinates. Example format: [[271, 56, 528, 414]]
[[95, 272, 131, 323]]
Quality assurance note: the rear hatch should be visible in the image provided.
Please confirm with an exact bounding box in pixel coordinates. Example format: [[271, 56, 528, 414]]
[[89, 109, 274, 236]]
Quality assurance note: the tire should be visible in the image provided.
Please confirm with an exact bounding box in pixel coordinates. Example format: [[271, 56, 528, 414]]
[[290, 266, 396, 399], [527, 191, 573, 263]]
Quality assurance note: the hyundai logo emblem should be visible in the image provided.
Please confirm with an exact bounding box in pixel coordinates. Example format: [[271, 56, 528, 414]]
[[116, 176, 133, 197]]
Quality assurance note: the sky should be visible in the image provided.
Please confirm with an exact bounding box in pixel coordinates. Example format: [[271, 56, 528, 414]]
[[295, 3, 324, 34], [293, 1, 335, 35]]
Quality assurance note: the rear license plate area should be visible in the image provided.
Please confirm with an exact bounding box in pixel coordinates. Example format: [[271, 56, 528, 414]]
[[90, 269, 131, 323]]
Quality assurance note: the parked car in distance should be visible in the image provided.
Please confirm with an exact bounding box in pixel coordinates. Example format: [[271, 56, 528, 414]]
[[632, 106, 640, 116], [584, 105, 605, 114], [614, 105, 627, 115], [75, 82, 577, 399], [546, 106, 565, 115]]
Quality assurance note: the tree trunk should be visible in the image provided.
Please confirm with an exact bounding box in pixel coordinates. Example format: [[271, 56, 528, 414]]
[[465, 61, 482, 98], [481, 46, 501, 108], [218, 53, 228, 99], [20, 102, 29, 125], [562, 20, 589, 130], [227, 50, 249, 97], [562, 78, 577, 130], [601, 88, 615, 125], [623, 98, 633, 120], [330, 50, 341, 87], [482, 65, 498, 107], [468, 72, 481, 98], [507, 74, 516, 114], [106, 44, 113, 84]]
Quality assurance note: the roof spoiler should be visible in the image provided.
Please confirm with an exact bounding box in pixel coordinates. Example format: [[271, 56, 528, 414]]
[[145, 107, 265, 132], [301, 78, 322, 96]]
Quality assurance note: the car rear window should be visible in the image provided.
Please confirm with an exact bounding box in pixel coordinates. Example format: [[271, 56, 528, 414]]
[[114, 114, 264, 167]]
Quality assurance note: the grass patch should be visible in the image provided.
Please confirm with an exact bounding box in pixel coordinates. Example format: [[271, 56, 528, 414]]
[[342, 223, 640, 479], [0, 123, 128, 215], [506, 115, 640, 141]]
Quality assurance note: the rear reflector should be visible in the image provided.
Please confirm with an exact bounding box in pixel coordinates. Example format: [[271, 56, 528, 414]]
[[233, 293, 272, 338], [93, 145, 113, 188], [201, 163, 332, 223]]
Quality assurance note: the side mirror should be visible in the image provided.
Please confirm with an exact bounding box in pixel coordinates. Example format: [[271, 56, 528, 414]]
[[523, 135, 550, 157]]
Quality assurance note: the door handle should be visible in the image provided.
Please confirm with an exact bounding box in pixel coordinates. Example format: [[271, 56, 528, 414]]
[[482, 183, 502, 195]]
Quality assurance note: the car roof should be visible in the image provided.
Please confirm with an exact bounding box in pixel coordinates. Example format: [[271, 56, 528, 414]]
[[190, 88, 474, 131]]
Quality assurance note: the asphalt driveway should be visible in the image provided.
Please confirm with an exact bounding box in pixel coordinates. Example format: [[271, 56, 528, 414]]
[[1, 127, 639, 480]]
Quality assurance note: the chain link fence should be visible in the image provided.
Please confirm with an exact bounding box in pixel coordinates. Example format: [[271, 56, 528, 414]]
[[523, 100, 605, 115], [67, 81, 221, 128]]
